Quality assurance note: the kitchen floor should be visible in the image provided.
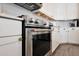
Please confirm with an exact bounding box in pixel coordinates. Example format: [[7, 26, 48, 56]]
[[51, 44, 79, 56]]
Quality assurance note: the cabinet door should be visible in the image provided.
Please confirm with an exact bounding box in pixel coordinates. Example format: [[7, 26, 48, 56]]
[[51, 27, 60, 42], [51, 27, 60, 52], [0, 36, 22, 56], [59, 28, 69, 43], [68, 28, 79, 44], [0, 18, 22, 37]]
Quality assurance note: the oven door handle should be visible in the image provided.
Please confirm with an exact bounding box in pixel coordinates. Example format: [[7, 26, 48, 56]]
[[31, 29, 53, 32]]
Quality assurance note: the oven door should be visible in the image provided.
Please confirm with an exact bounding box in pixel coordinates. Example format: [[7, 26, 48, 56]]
[[26, 28, 52, 56]]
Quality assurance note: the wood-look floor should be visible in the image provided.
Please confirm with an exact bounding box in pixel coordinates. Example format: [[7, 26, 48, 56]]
[[52, 44, 79, 56]]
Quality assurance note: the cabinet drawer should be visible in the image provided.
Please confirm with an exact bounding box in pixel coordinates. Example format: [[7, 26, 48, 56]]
[[0, 18, 22, 37], [0, 36, 22, 45], [69, 30, 79, 43], [0, 40, 22, 56]]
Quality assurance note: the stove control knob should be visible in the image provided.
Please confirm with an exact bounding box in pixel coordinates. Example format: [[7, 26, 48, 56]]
[[35, 20, 39, 24], [43, 23, 46, 25], [49, 23, 53, 27], [35, 19, 39, 24], [29, 18, 33, 23]]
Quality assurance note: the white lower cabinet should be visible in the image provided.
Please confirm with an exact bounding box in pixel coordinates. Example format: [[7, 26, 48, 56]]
[[51, 27, 79, 53], [51, 27, 60, 53], [0, 18, 22, 37], [0, 16, 22, 56], [59, 27, 79, 44], [0, 36, 22, 56], [68, 28, 79, 44], [51, 27, 60, 42], [59, 28, 69, 43], [52, 40, 60, 53]]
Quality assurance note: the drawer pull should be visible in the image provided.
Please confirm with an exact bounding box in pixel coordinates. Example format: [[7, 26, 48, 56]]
[[18, 37, 22, 41]]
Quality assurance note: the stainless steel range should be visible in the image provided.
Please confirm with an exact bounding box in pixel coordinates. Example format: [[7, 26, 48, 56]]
[[21, 15, 53, 56]]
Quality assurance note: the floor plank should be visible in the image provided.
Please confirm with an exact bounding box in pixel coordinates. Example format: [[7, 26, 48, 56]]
[[52, 44, 79, 56]]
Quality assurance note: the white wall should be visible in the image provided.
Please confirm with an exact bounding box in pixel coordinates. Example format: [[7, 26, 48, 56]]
[[40, 3, 79, 20]]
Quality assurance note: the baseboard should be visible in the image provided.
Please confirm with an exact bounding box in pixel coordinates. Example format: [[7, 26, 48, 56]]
[[51, 44, 61, 55], [45, 49, 52, 56], [60, 43, 79, 46]]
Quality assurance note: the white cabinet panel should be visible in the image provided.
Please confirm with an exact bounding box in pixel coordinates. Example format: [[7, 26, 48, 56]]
[[68, 28, 79, 44], [0, 36, 22, 56], [0, 4, 1, 13], [53, 27, 79, 44], [51, 27, 61, 43], [59, 28, 69, 43], [52, 27, 69, 43], [0, 18, 22, 37], [52, 31, 60, 42], [0, 41, 22, 56], [51, 27, 61, 53], [0, 36, 21, 45], [52, 40, 60, 53], [51, 27, 60, 53]]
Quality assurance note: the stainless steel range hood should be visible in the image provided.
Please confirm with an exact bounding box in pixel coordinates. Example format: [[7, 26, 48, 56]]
[[15, 3, 42, 11]]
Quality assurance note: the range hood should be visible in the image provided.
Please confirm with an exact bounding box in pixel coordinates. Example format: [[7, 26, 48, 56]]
[[15, 3, 42, 11]]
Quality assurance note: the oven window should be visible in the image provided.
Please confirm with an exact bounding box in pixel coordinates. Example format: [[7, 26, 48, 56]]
[[32, 33, 51, 56]]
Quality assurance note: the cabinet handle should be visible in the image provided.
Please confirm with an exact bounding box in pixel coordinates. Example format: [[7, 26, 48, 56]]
[[18, 37, 22, 41]]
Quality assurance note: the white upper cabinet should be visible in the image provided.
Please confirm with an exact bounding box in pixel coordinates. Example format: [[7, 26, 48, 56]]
[[66, 4, 79, 19], [0, 18, 22, 37], [0, 3, 36, 18], [0, 4, 30, 16], [39, 3, 79, 20]]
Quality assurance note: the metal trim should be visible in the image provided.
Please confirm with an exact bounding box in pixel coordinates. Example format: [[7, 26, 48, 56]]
[[0, 34, 21, 38], [0, 15, 23, 22], [22, 20, 26, 56], [25, 26, 50, 29]]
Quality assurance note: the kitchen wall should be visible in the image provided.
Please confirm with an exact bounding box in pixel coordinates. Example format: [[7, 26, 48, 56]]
[[40, 3, 79, 20]]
